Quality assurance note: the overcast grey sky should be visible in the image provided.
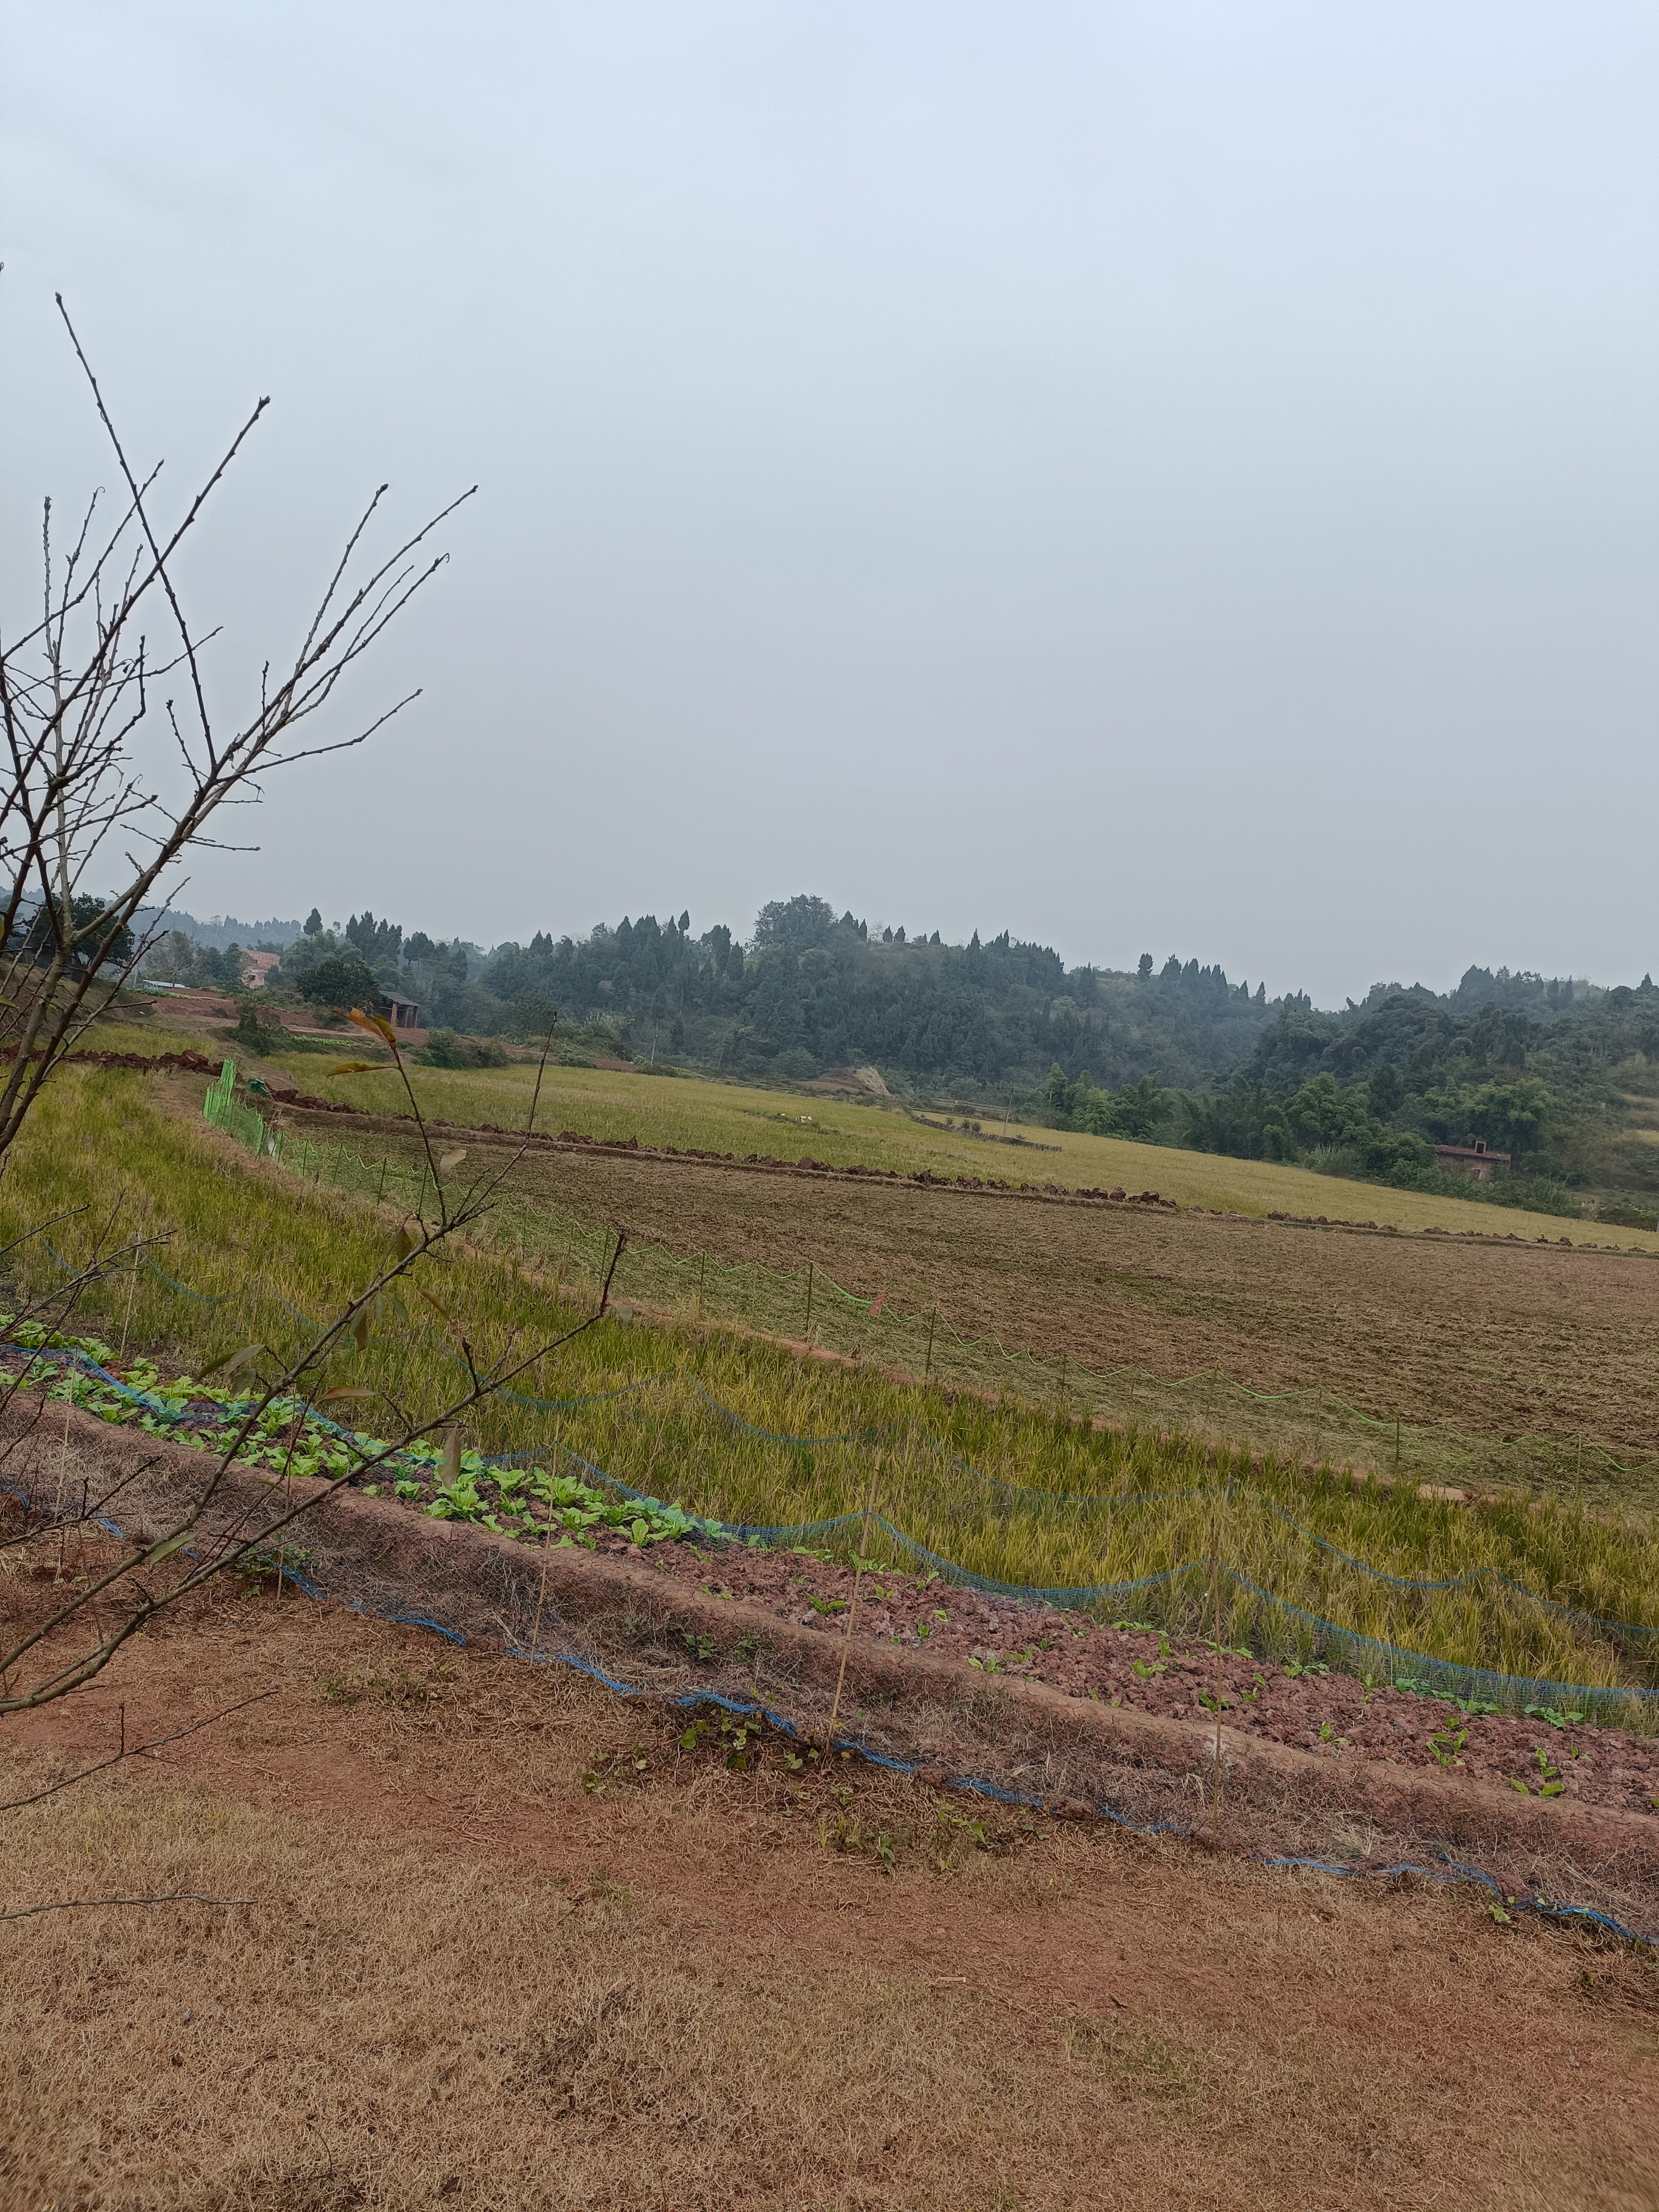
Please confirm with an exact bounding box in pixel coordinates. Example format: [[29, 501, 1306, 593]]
[[4, 2, 1656, 1002]]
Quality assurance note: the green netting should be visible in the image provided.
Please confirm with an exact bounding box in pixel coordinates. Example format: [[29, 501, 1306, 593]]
[[203, 1060, 282, 1158], [16, 1327, 1659, 1724]]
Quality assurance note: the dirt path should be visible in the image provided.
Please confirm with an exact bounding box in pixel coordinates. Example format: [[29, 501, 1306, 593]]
[[5, 1591, 1659, 2210]]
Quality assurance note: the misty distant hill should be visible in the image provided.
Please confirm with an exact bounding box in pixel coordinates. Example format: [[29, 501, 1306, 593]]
[[135, 907, 304, 953], [466, 896, 1303, 1093]]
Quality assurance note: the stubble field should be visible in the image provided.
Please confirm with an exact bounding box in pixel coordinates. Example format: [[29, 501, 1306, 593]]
[[284, 1105, 1659, 1497], [100, 1013, 1659, 1249]]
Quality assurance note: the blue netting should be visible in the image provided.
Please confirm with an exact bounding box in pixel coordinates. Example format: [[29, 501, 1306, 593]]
[[497, 1642, 1655, 1945], [8, 1452, 1653, 1947], [599, 1480, 1659, 1715], [11, 1335, 1658, 1719]]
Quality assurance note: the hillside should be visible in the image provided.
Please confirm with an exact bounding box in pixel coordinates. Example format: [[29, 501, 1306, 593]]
[[143, 895, 1302, 1088], [73, 1019, 1659, 1501], [140, 899, 1659, 1214], [1177, 966, 1659, 1217]]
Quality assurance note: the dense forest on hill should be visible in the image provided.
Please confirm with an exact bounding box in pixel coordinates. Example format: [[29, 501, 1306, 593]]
[[143, 896, 1659, 1213], [1176, 967, 1659, 1217], [151, 893, 1300, 1095]]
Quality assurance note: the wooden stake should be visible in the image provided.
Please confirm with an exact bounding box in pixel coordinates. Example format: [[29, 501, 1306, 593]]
[[1209, 1492, 1224, 1846], [529, 1424, 563, 1663], [118, 1256, 139, 1365], [120, 1193, 153, 1362], [825, 1451, 882, 1754], [53, 1397, 72, 1564]]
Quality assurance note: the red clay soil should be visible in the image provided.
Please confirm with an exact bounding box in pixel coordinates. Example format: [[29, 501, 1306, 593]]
[[8, 1588, 1659, 2212], [636, 1536, 1659, 1819], [7, 1394, 1657, 1934], [12, 1370, 1658, 1820]]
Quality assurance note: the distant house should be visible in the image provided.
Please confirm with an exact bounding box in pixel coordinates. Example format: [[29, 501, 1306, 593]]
[[1434, 1139, 1510, 1183], [239, 951, 282, 989], [379, 991, 420, 1031]]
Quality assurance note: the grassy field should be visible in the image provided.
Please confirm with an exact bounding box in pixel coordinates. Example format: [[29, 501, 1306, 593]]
[[87, 1011, 1659, 1249], [268, 1111, 1659, 1508], [80, 1015, 1659, 1494], [6, 1064, 1659, 1706]]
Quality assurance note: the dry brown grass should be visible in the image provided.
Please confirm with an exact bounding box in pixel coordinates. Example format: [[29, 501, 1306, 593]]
[[4, 1591, 1659, 2211], [478, 1139, 1659, 1452]]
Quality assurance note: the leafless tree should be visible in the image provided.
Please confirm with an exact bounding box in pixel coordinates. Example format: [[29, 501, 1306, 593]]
[[0, 294, 474, 1160], [0, 306, 613, 1750]]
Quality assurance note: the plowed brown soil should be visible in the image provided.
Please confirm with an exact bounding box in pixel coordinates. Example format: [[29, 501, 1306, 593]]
[[5, 1588, 1659, 2211]]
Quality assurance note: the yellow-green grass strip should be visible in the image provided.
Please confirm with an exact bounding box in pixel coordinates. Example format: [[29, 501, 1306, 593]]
[[3, 1064, 1657, 1706]]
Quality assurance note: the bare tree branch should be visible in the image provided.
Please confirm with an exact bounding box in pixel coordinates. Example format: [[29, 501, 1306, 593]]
[[0, 1209, 628, 1717], [0, 1689, 276, 1812], [0, 1891, 252, 1923], [0, 298, 474, 1160]]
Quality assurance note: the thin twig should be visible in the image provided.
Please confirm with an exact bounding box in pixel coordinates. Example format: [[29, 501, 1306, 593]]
[[0, 1688, 276, 1812], [0, 1227, 631, 1714], [525, 1014, 558, 1137], [0, 1890, 252, 1923]]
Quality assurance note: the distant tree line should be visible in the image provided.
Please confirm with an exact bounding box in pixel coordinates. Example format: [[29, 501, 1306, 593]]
[[140, 900, 1659, 1206], [144, 888, 1302, 1092], [1176, 965, 1659, 1207]]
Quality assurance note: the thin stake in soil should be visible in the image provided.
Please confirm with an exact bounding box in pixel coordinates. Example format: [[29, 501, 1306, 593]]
[[118, 1191, 152, 1363], [528, 1421, 564, 1663], [825, 1450, 883, 1754], [118, 1257, 139, 1364], [1209, 1486, 1224, 1846], [53, 1396, 73, 1575]]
